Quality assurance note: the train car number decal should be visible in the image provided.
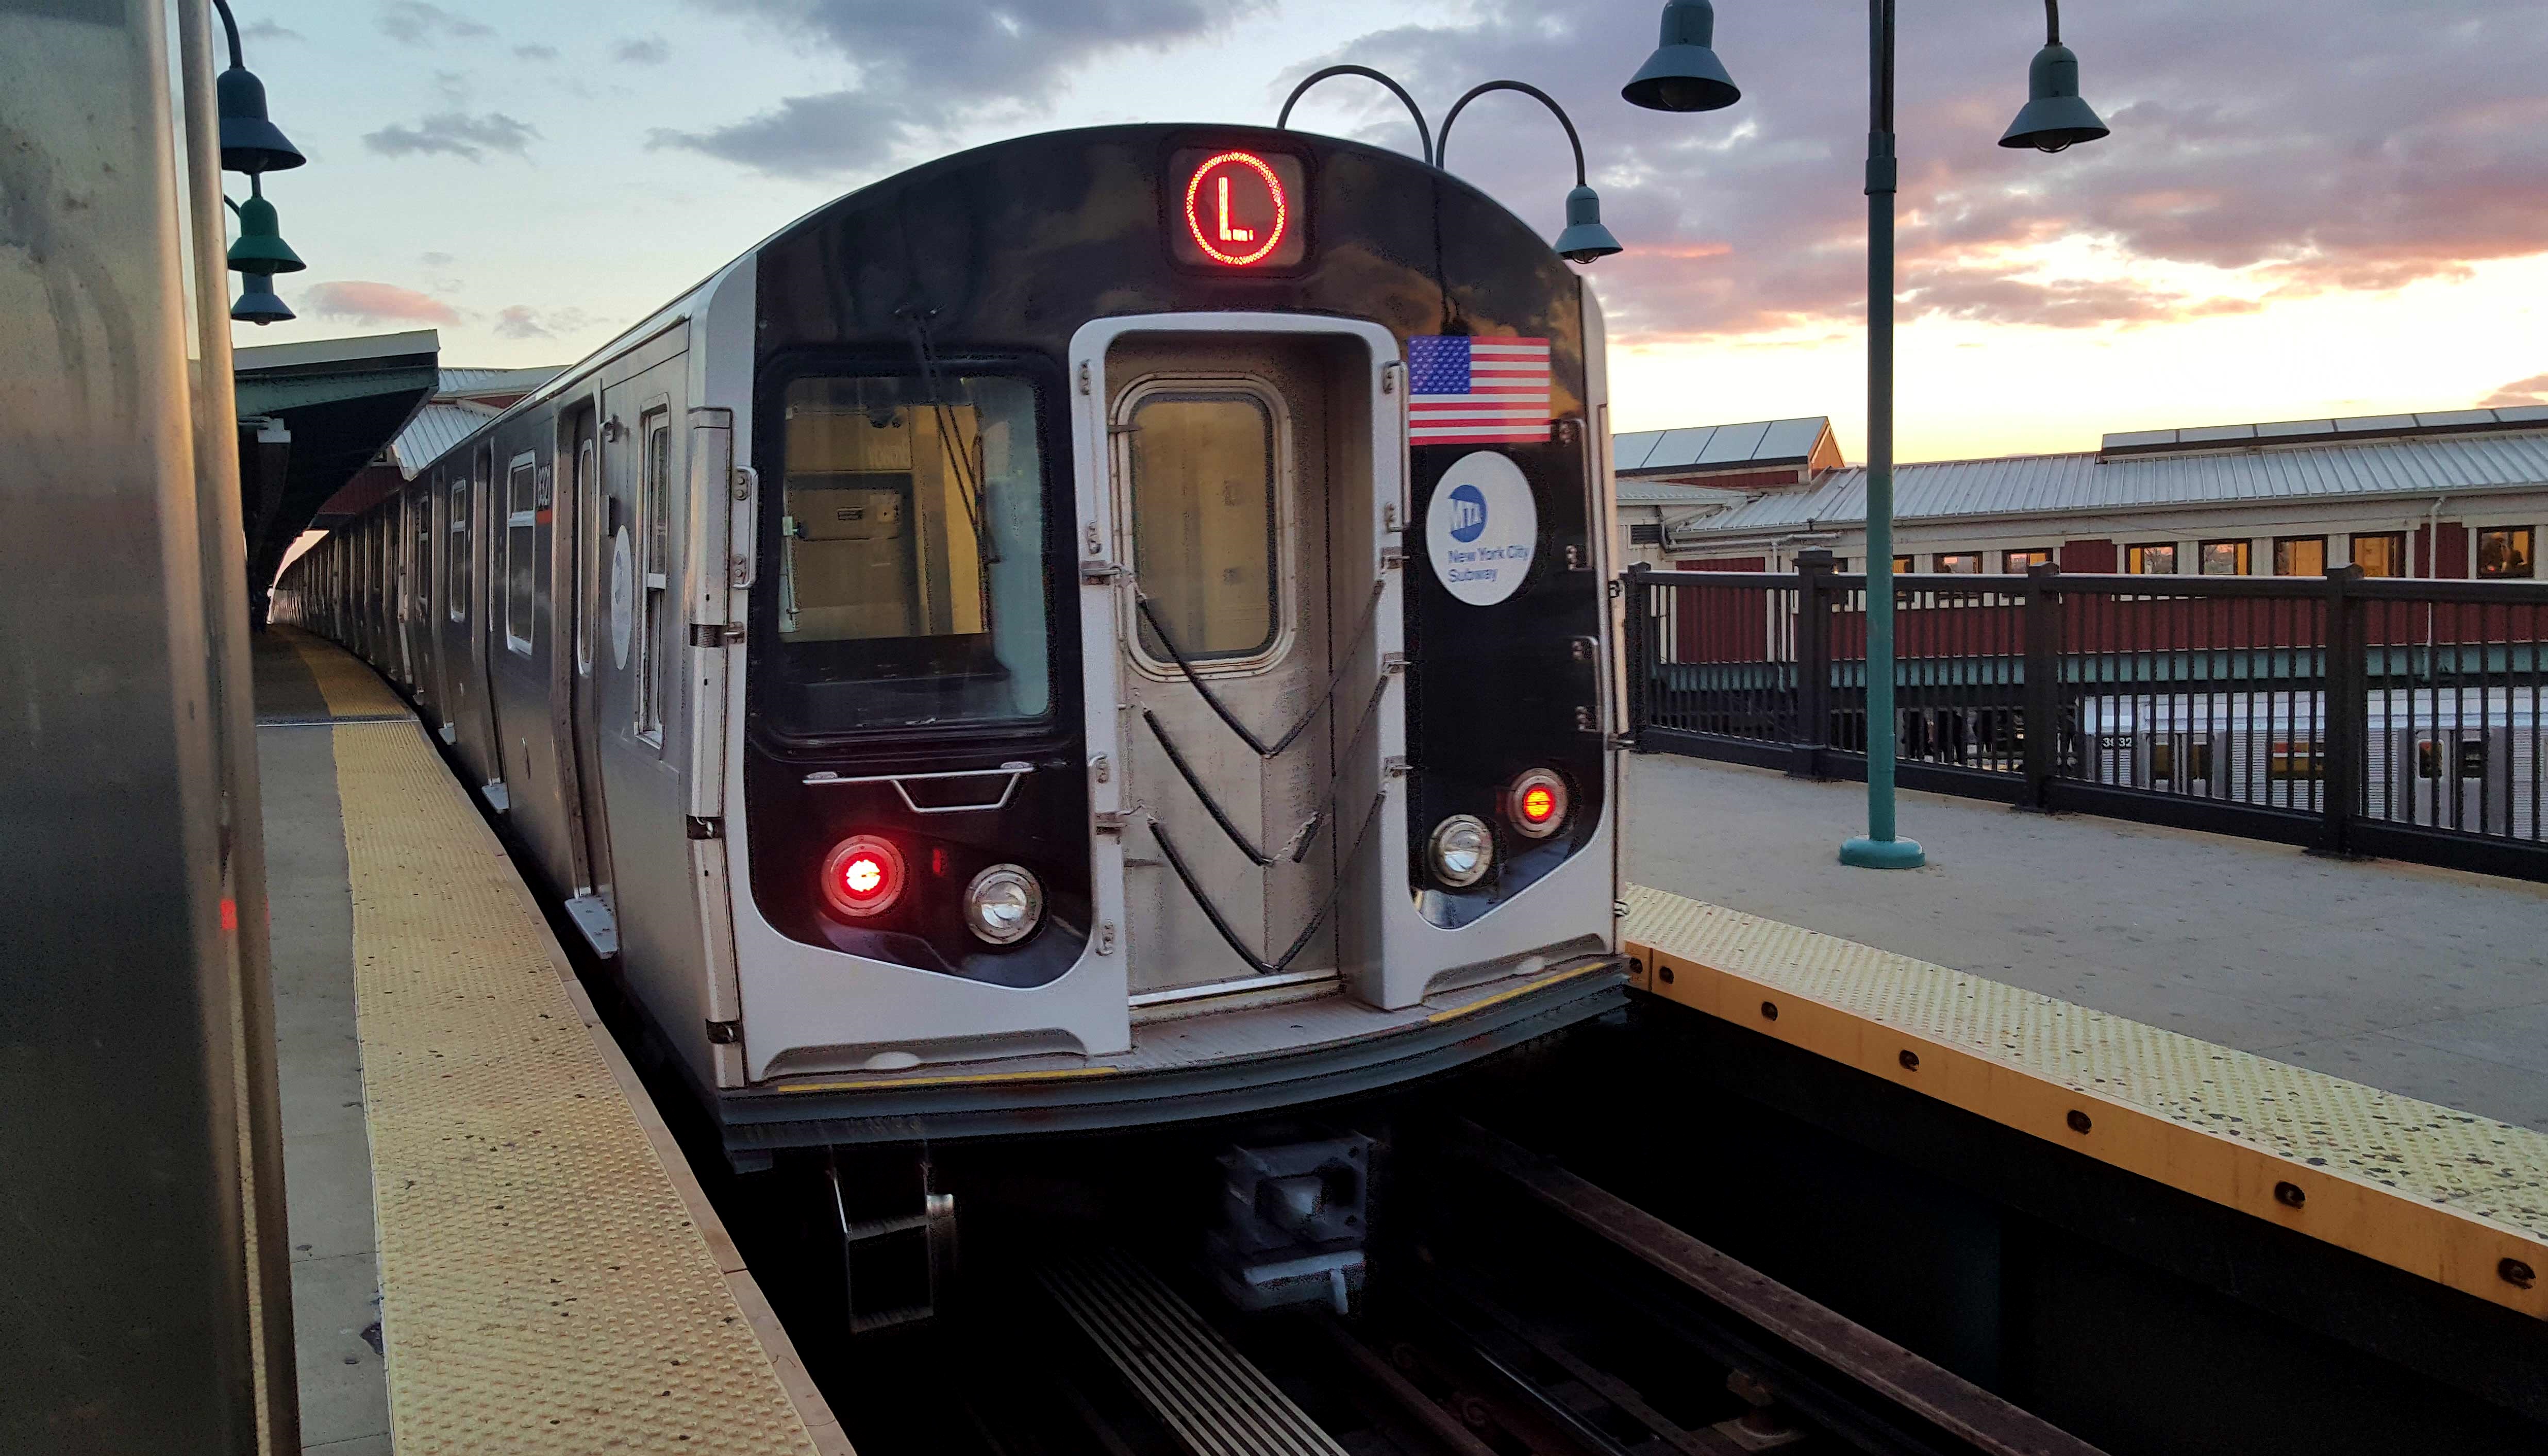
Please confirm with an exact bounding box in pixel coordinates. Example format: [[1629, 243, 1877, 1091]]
[[1424, 451, 1537, 607]]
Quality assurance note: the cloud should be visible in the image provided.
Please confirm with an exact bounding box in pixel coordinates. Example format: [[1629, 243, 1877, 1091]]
[[492, 305, 589, 339], [362, 111, 538, 161], [514, 43, 560, 61], [302, 281, 461, 326], [2483, 373, 2548, 408], [419, 251, 456, 267], [612, 35, 670, 65], [378, 2, 492, 46], [242, 19, 301, 42], [655, 0, 1270, 176], [1306, 0, 2548, 340]]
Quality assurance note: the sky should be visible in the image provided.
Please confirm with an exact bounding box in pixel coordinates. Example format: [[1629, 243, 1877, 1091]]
[[225, 1, 2548, 463]]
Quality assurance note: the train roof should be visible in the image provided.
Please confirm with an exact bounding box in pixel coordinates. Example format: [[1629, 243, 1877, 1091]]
[[432, 123, 1557, 474]]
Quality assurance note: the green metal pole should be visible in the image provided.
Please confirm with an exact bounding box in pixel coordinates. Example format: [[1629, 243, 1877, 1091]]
[[1842, 0, 1925, 868]]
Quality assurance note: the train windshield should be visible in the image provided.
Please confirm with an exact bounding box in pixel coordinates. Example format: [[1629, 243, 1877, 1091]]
[[765, 373, 1051, 733]]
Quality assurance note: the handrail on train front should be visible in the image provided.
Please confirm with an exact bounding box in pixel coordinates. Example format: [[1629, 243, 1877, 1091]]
[[801, 761, 1035, 814]]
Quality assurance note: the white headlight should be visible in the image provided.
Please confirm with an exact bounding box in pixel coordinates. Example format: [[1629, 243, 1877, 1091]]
[[963, 864, 1044, 945], [1427, 814, 1494, 888]]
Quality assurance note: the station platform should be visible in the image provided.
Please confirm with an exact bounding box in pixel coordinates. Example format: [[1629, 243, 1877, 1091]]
[[253, 627, 847, 1454], [1622, 878, 2548, 1320]]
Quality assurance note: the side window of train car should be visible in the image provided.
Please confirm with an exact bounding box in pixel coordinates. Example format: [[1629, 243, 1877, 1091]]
[[636, 409, 671, 746], [505, 451, 537, 654], [767, 373, 1052, 734], [448, 473, 470, 621], [1125, 387, 1283, 668]]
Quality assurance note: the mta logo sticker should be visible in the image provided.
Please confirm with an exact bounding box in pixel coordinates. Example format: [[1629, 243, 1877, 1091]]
[[1424, 453, 1537, 607]]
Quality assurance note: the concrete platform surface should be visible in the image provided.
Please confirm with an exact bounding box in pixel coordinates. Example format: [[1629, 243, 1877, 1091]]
[[254, 628, 846, 1453], [1627, 754, 2548, 1133]]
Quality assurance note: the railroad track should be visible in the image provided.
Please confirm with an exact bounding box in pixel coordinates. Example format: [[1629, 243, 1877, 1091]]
[[1005, 1121, 2103, 1456]]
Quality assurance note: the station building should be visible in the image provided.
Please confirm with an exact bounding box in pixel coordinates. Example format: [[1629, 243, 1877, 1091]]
[[1616, 406, 2548, 581]]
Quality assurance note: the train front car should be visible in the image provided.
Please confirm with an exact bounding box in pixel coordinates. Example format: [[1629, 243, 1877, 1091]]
[[711, 124, 1628, 1152]]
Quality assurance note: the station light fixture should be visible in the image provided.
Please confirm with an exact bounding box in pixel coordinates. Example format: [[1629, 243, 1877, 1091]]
[[1427, 814, 1495, 889], [963, 864, 1045, 946], [1437, 80, 1622, 264], [225, 182, 305, 276], [212, 0, 304, 175], [231, 274, 294, 326], [821, 835, 906, 919], [1621, 0, 1740, 113], [1999, 7, 2110, 153]]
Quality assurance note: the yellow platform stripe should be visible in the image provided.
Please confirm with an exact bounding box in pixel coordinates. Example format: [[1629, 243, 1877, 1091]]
[[277, 624, 408, 719], [1623, 883, 2548, 1320], [332, 714, 835, 1452]]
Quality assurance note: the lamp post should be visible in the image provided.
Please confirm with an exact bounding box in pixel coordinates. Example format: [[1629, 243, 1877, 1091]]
[[1278, 69, 1623, 265], [211, 0, 307, 324], [1626, 0, 2108, 870]]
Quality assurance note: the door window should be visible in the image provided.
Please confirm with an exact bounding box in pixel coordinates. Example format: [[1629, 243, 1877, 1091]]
[[504, 454, 537, 654], [574, 437, 595, 674], [637, 413, 670, 745], [1127, 390, 1280, 665], [449, 476, 470, 621]]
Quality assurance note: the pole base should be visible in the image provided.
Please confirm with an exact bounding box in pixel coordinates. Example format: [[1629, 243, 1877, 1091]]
[[1839, 836, 1927, 870]]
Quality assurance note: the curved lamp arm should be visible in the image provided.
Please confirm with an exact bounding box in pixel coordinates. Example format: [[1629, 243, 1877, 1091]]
[[2043, 0, 2062, 45], [1437, 79, 1587, 183], [1277, 64, 1433, 166], [211, 0, 244, 69]]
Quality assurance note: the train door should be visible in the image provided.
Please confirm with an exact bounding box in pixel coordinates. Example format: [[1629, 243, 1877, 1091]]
[[407, 483, 433, 708], [560, 404, 618, 952], [593, 353, 701, 997], [1108, 337, 1353, 1004]]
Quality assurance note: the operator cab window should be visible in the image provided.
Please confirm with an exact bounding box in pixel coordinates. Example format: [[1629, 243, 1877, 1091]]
[[767, 373, 1051, 733]]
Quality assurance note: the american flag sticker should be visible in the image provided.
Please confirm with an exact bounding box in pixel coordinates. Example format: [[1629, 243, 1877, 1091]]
[[1407, 335, 1552, 446]]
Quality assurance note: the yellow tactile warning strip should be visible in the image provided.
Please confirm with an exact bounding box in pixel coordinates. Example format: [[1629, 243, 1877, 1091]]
[[1622, 883, 2548, 1320], [329, 712, 847, 1452], [277, 624, 409, 718]]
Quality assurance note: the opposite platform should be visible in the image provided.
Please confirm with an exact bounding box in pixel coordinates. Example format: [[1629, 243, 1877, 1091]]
[[258, 627, 846, 1453], [1623, 883, 2548, 1321]]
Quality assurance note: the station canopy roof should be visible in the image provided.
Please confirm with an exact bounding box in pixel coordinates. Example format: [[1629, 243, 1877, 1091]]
[[234, 330, 440, 606]]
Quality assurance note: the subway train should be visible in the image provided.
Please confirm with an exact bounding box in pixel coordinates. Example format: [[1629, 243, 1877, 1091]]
[[273, 124, 1631, 1165]]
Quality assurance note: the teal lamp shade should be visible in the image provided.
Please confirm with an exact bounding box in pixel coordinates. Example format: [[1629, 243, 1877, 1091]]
[[1553, 186, 1623, 263], [232, 275, 294, 325], [1623, 0, 1740, 113], [2000, 44, 2110, 152], [217, 66, 305, 175], [226, 193, 305, 275]]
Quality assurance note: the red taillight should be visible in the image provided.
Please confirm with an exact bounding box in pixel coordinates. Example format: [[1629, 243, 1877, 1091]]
[[821, 835, 905, 918], [1506, 769, 1569, 840]]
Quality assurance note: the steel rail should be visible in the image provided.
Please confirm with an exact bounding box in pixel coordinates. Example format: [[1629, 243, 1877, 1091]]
[[1445, 1120, 2109, 1456]]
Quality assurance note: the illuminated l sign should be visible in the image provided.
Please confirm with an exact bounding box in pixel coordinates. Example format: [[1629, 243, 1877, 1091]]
[[1171, 147, 1308, 271]]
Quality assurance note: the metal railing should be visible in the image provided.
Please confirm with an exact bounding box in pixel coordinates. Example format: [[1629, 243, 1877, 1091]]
[[1624, 551, 2548, 881]]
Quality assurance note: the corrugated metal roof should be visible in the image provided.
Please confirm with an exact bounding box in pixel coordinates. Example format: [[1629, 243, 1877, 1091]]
[[439, 365, 563, 396], [1619, 480, 1742, 506], [388, 400, 501, 478], [2101, 404, 2548, 456], [1679, 428, 2548, 538], [1613, 416, 1830, 475]]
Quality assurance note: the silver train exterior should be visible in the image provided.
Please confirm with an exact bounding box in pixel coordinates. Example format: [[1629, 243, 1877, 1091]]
[[2077, 689, 2543, 837], [272, 124, 1633, 1155]]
